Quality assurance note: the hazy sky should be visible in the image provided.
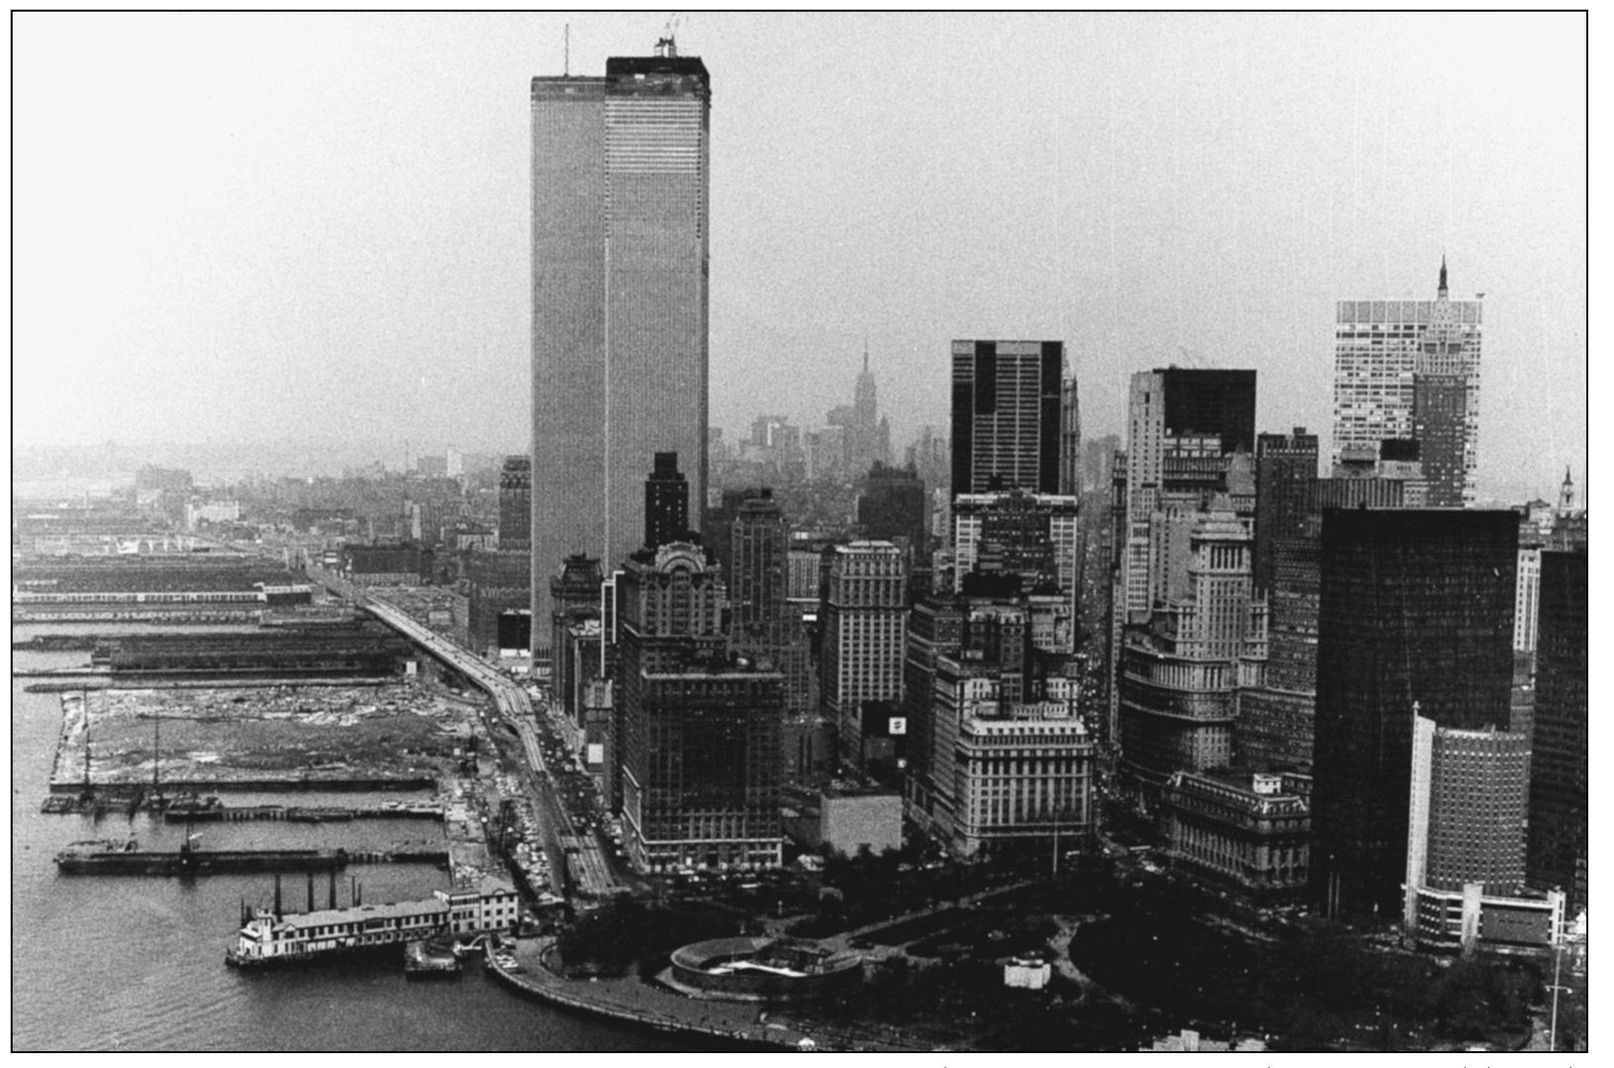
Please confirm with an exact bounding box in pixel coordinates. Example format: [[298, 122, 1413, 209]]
[[13, 12, 1587, 503]]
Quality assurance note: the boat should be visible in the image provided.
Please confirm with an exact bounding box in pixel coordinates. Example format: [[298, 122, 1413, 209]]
[[404, 938, 462, 979]]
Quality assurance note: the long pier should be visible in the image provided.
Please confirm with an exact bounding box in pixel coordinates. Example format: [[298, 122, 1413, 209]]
[[157, 803, 444, 823], [47, 776, 436, 796]]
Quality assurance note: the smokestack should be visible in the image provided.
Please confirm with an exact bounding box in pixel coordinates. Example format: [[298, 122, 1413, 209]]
[[329, 869, 337, 910], [307, 872, 315, 913], [274, 874, 282, 919], [356, 881, 362, 907]]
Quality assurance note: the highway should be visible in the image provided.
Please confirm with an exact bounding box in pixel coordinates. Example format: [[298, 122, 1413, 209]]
[[310, 569, 621, 899]]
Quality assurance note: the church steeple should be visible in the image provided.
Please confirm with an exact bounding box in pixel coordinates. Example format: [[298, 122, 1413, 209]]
[[1558, 466, 1576, 513], [1437, 256, 1448, 298]]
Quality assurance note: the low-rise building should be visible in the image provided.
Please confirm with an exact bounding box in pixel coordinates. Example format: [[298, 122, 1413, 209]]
[[781, 782, 903, 856], [1160, 770, 1310, 896]]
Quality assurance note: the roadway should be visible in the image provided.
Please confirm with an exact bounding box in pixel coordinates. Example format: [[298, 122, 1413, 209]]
[[353, 591, 619, 899]]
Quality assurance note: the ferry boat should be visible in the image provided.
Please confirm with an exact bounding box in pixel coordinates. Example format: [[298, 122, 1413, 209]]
[[226, 876, 523, 968]]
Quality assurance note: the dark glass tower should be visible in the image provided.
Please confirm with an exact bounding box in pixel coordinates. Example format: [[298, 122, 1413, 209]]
[[1253, 428, 1319, 593], [1526, 549, 1588, 913], [950, 340, 1065, 495], [644, 452, 689, 552], [1158, 368, 1257, 454], [1311, 509, 1517, 916]]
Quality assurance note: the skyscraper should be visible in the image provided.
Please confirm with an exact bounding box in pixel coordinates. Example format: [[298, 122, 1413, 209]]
[[728, 491, 787, 655], [530, 39, 711, 656], [950, 340, 1066, 496], [1252, 428, 1319, 593], [1312, 509, 1516, 916], [1332, 261, 1482, 507], [1116, 510, 1267, 788], [1527, 549, 1588, 914], [643, 452, 690, 552], [615, 540, 784, 872], [498, 455, 532, 554], [820, 541, 907, 764]]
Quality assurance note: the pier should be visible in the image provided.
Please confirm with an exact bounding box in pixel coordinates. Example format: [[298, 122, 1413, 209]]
[[159, 802, 445, 823]]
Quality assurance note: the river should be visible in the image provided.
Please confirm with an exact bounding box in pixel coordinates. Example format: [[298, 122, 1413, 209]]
[[10, 639, 687, 1052]]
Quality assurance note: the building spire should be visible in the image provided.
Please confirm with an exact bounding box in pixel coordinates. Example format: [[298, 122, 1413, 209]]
[[1438, 256, 1448, 298], [862, 336, 869, 376]]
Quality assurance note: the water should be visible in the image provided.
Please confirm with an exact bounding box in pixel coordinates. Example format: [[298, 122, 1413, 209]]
[[11, 644, 685, 1052]]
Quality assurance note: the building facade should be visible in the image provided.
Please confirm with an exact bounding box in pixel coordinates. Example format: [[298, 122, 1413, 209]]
[[950, 704, 1094, 859], [530, 41, 711, 655]]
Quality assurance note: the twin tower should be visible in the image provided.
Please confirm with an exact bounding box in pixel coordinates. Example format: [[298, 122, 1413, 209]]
[[530, 40, 711, 641]]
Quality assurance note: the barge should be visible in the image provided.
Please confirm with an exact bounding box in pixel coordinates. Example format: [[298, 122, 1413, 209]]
[[55, 839, 349, 876]]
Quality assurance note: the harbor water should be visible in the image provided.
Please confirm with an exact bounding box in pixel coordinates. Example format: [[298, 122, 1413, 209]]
[[10, 642, 686, 1052]]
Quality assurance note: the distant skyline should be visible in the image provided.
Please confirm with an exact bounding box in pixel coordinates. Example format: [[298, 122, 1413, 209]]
[[12, 12, 1587, 504]]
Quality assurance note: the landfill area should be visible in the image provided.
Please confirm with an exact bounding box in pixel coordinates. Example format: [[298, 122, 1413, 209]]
[[52, 683, 478, 790]]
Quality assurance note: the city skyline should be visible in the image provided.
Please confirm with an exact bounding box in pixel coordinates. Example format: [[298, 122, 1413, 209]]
[[12, 12, 1587, 508]]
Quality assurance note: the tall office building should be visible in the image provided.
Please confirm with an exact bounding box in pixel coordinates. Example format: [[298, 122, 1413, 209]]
[[728, 491, 787, 655], [1527, 549, 1588, 914], [1116, 510, 1267, 788], [615, 537, 783, 872], [1402, 712, 1557, 952], [1252, 428, 1319, 593], [828, 345, 891, 477], [498, 455, 532, 553], [1312, 509, 1516, 916], [531, 40, 711, 655], [820, 541, 907, 765], [1059, 373, 1081, 496], [644, 452, 691, 552], [1116, 367, 1257, 617], [1332, 261, 1482, 507], [952, 489, 1079, 653], [1234, 478, 1404, 772], [857, 463, 929, 564], [1109, 368, 1257, 749], [950, 340, 1067, 495]]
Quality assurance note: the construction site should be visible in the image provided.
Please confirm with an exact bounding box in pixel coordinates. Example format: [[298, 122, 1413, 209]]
[[49, 683, 475, 793]]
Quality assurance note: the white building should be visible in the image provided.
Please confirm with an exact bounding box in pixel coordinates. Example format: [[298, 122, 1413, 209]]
[[1514, 545, 1542, 653]]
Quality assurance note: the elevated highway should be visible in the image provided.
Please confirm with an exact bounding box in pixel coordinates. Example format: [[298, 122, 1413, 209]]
[[354, 592, 620, 899]]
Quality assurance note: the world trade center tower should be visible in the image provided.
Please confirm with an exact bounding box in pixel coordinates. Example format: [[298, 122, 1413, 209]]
[[530, 38, 710, 658]]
